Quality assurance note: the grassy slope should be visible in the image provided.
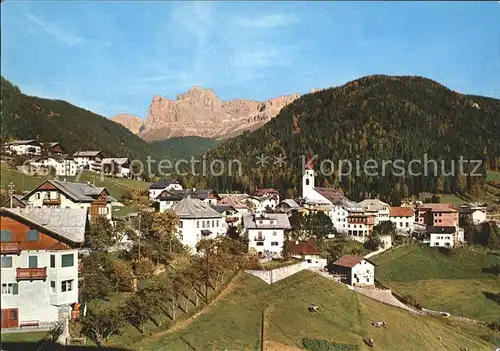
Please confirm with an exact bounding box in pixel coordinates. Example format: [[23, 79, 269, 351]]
[[139, 271, 496, 350], [372, 245, 500, 322], [487, 170, 500, 182], [0, 168, 148, 201]]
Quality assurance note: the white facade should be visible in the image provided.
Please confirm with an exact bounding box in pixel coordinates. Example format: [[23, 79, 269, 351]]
[[389, 215, 414, 233], [25, 190, 112, 220], [469, 210, 487, 225], [429, 233, 455, 248], [177, 217, 224, 253], [28, 158, 77, 177], [5, 144, 41, 156], [351, 260, 375, 286], [294, 254, 327, 270], [1, 249, 79, 325], [73, 155, 101, 172], [247, 227, 285, 258]]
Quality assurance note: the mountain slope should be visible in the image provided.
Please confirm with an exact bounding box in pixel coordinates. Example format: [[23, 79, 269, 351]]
[[112, 86, 300, 141], [0, 77, 161, 160], [202, 75, 500, 201], [149, 136, 220, 161]]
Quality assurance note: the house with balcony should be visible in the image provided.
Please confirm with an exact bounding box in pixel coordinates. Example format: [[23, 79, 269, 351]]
[[331, 255, 376, 286], [358, 199, 390, 225], [214, 196, 249, 227], [101, 158, 131, 178], [26, 156, 77, 177], [0, 207, 87, 330], [427, 226, 463, 248], [416, 203, 459, 228], [21, 180, 116, 220], [389, 207, 415, 234], [1, 140, 42, 156], [242, 213, 291, 258], [156, 188, 220, 213], [148, 179, 183, 200], [346, 212, 377, 243], [251, 188, 281, 204], [41, 142, 64, 155], [72, 151, 102, 172], [170, 196, 225, 253]]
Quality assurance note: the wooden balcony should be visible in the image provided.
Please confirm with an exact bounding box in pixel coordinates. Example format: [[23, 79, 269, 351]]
[[43, 198, 61, 205], [16, 267, 47, 281], [0, 241, 21, 255]]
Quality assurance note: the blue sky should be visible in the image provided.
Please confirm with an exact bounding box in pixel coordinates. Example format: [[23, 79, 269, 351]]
[[1, 1, 499, 118]]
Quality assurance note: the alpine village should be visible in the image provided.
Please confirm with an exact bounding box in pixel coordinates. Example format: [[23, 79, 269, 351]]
[[1, 3, 500, 351]]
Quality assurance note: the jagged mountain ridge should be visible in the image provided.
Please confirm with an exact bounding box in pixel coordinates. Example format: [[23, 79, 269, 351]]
[[112, 86, 302, 141]]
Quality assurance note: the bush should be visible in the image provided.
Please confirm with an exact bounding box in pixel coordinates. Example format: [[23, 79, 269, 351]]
[[400, 294, 421, 309], [302, 338, 359, 351]]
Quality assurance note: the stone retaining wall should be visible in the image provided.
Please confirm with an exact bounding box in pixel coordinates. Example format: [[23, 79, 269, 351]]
[[245, 261, 309, 284]]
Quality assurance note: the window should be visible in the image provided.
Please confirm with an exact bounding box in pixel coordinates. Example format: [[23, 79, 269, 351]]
[[212, 220, 214, 227], [305, 179, 310, 186], [9, 309, 17, 320], [0, 230, 12, 242], [26, 230, 39, 242], [61, 254, 74, 267], [256, 242, 264, 246], [61, 279, 73, 292], [1, 283, 18, 295], [179, 221, 183, 228], [179, 232, 183, 241], [271, 242, 279, 246], [1, 256, 13, 268], [36, 193, 41, 199], [50, 255, 56, 268], [202, 221, 205, 228], [50, 281, 56, 293], [216, 220, 219, 227], [28, 256, 38, 268], [197, 221, 199, 228]]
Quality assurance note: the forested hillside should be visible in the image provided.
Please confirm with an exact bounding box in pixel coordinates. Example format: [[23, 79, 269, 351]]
[[150, 136, 219, 161], [200, 75, 500, 202], [0, 77, 161, 160]]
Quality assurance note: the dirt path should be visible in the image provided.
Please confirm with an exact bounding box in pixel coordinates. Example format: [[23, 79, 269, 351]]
[[143, 271, 242, 342]]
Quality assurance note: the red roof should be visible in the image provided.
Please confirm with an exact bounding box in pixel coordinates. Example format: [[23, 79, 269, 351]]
[[218, 196, 249, 209], [390, 207, 414, 217], [417, 203, 457, 213], [333, 255, 374, 268], [285, 241, 320, 255], [251, 188, 280, 197]]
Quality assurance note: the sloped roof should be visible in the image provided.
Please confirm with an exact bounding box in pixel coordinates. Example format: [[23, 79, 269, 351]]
[[3, 139, 40, 146], [333, 255, 375, 268], [211, 205, 236, 214], [427, 226, 456, 234], [101, 158, 130, 166], [156, 188, 218, 201], [358, 199, 389, 212], [218, 196, 249, 209], [286, 241, 320, 255], [42, 142, 60, 147], [242, 213, 291, 229], [1, 195, 27, 208], [251, 188, 280, 197], [171, 196, 222, 219], [73, 151, 101, 157], [417, 203, 457, 212], [23, 180, 116, 203], [278, 199, 302, 210], [390, 207, 414, 217], [149, 179, 181, 189], [2, 207, 88, 244]]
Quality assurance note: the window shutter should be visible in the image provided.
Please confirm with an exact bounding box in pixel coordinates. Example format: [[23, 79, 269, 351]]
[[12, 283, 18, 295]]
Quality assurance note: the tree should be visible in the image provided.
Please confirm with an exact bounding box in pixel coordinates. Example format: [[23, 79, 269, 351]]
[[108, 259, 134, 292], [81, 304, 125, 347], [372, 221, 396, 239], [87, 216, 115, 251], [80, 252, 113, 301], [124, 293, 157, 333]]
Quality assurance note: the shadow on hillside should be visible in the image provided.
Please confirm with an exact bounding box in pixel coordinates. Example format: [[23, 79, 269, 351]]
[[0, 342, 133, 351], [481, 265, 500, 276], [482, 291, 500, 305]]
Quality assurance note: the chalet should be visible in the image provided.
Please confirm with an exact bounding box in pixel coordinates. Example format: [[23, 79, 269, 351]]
[[21, 180, 116, 220], [170, 196, 224, 253], [156, 188, 220, 213], [2, 140, 42, 156], [211, 205, 238, 228], [331, 255, 376, 286], [72, 151, 102, 172], [242, 213, 291, 258], [101, 158, 131, 178], [215, 196, 250, 226], [1, 195, 27, 209], [285, 240, 326, 270], [246, 195, 279, 213], [346, 212, 377, 243], [41, 142, 64, 155], [0, 207, 87, 330], [251, 188, 280, 203], [358, 199, 390, 224], [148, 180, 183, 200], [427, 226, 464, 248], [458, 206, 487, 225], [416, 203, 458, 228], [26, 156, 77, 177], [389, 207, 415, 233]]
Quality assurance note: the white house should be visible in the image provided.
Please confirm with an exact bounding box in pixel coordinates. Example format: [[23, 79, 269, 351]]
[[101, 158, 131, 178], [0, 207, 87, 329], [284, 240, 327, 270], [73, 151, 102, 172], [215, 196, 250, 227], [389, 207, 415, 234], [1, 140, 42, 156], [156, 188, 220, 213], [246, 195, 279, 213], [242, 213, 291, 258], [251, 188, 280, 204], [459, 207, 487, 225], [148, 180, 183, 200], [358, 199, 390, 225], [331, 255, 376, 286], [428, 226, 461, 248], [22, 179, 116, 220], [26, 157, 77, 177], [170, 196, 225, 253]]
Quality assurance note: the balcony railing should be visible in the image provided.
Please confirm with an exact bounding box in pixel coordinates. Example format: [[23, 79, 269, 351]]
[[43, 198, 61, 205], [0, 241, 21, 255], [16, 267, 47, 281], [254, 236, 265, 241]]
